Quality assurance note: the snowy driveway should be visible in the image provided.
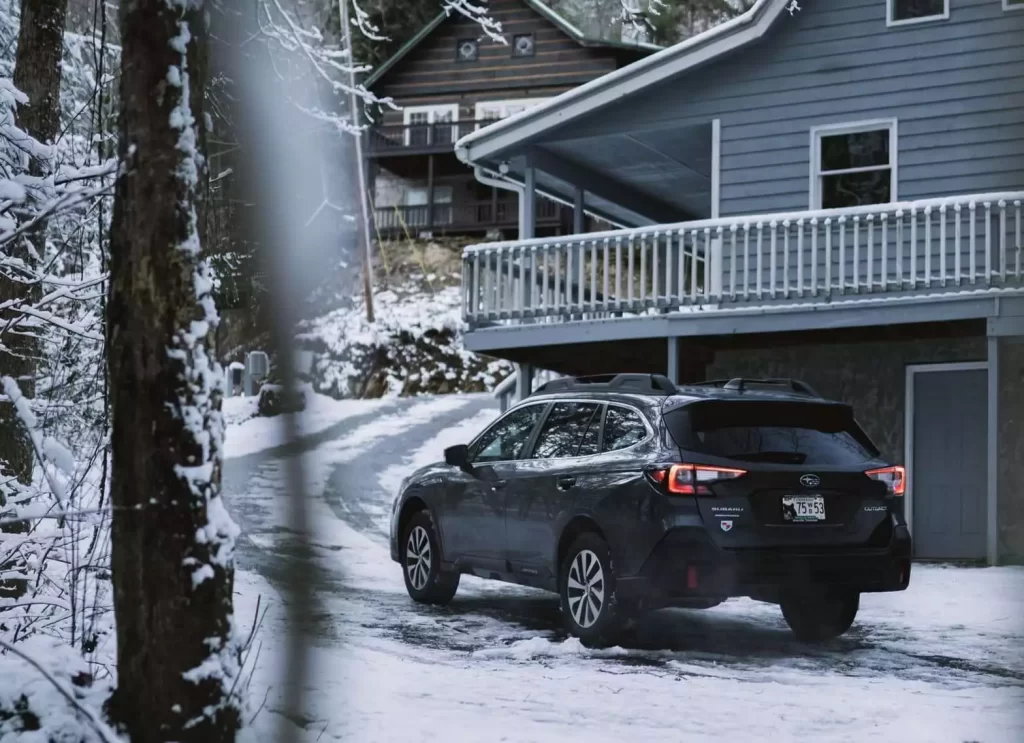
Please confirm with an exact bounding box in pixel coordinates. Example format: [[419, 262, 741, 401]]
[[224, 394, 1024, 743]]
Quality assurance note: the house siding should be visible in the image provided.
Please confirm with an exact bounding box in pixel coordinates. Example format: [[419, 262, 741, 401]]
[[554, 0, 1024, 217], [372, 0, 621, 101]]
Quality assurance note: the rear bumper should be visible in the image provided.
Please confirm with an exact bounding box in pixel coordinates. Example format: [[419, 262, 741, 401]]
[[618, 524, 912, 607]]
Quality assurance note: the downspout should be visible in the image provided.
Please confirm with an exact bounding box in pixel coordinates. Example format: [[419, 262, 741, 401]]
[[471, 164, 526, 235]]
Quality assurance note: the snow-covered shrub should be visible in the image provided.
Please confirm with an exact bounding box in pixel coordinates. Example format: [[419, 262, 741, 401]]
[[296, 278, 511, 399]]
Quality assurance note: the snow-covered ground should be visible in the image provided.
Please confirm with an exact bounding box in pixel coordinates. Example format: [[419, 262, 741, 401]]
[[225, 394, 1024, 743]]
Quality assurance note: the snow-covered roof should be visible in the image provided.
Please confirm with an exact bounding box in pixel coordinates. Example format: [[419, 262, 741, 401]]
[[455, 0, 790, 165]]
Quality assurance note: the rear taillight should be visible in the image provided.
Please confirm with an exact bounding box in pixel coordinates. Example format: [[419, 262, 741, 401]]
[[865, 465, 906, 496], [650, 463, 747, 496]]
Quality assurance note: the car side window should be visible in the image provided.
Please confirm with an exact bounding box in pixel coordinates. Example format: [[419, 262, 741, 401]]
[[470, 405, 543, 463], [602, 406, 648, 452], [531, 402, 602, 459]]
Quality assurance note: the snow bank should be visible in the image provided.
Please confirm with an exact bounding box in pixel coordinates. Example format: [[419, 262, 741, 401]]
[[0, 636, 119, 742], [222, 388, 395, 458], [297, 278, 511, 399]]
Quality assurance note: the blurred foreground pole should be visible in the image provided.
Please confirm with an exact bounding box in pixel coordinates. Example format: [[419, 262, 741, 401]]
[[216, 1, 323, 740], [340, 0, 376, 323], [107, 0, 241, 740]]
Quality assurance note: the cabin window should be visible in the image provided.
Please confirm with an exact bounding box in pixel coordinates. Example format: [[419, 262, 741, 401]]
[[887, 0, 948, 25], [811, 120, 897, 210], [402, 104, 459, 146], [512, 34, 535, 57], [456, 38, 479, 62], [403, 186, 454, 227]]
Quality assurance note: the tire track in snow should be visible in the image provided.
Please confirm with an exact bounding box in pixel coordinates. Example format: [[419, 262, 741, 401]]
[[323, 396, 498, 540]]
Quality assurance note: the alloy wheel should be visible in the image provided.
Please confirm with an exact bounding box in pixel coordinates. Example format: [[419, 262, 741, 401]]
[[405, 525, 431, 591], [566, 549, 605, 629]]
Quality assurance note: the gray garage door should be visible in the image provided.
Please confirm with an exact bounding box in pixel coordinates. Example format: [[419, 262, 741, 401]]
[[912, 367, 987, 560]]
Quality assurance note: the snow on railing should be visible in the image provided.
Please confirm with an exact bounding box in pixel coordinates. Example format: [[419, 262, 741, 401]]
[[460, 192, 1024, 325]]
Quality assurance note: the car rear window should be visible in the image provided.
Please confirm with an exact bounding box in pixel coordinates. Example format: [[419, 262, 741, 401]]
[[663, 400, 879, 465]]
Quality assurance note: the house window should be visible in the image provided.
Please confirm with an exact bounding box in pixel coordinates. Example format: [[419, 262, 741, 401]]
[[887, 0, 948, 25], [402, 104, 459, 146], [1005, 0, 1024, 10], [404, 185, 453, 227], [512, 34, 535, 57], [811, 120, 897, 210], [456, 38, 478, 62]]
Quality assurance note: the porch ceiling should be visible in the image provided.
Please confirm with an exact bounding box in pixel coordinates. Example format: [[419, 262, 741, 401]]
[[491, 121, 714, 228]]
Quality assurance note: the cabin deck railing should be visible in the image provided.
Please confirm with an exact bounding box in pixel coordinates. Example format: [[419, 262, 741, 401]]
[[460, 192, 1024, 326]]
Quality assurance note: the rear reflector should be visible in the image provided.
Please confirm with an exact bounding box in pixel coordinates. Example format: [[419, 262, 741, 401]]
[[687, 565, 698, 589], [656, 463, 747, 496], [865, 465, 906, 496]]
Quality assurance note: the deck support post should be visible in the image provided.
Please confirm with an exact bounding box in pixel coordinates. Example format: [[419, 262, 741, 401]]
[[426, 153, 435, 234], [667, 336, 679, 384], [522, 153, 536, 240], [573, 187, 585, 234], [515, 363, 534, 402]]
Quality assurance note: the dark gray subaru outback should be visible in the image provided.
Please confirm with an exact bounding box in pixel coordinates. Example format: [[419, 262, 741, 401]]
[[389, 374, 912, 646]]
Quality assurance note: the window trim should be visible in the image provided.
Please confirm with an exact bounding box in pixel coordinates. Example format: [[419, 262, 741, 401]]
[[808, 118, 898, 210], [1004, 0, 1024, 11], [885, 0, 949, 27], [466, 399, 653, 465]]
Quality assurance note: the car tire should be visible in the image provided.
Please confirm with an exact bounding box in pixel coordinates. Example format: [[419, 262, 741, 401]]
[[780, 591, 859, 642], [401, 510, 459, 605], [559, 533, 624, 648]]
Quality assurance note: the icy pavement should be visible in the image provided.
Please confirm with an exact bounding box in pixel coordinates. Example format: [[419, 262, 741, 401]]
[[224, 394, 1024, 743]]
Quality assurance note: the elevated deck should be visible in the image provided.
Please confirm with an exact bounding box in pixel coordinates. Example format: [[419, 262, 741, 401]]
[[459, 192, 1024, 366]]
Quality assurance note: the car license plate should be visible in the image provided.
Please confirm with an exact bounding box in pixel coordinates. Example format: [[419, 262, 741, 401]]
[[782, 495, 826, 522]]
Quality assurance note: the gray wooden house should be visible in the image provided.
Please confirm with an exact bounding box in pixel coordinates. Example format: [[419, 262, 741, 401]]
[[455, 0, 1024, 564], [363, 0, 658, 239]]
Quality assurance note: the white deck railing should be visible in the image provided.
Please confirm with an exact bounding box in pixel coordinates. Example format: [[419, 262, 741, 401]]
[[461, 192, 1024, 325]]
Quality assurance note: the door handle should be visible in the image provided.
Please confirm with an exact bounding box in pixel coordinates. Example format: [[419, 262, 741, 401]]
[[491, 479, 507, 491], [556, 476, 577, 491]]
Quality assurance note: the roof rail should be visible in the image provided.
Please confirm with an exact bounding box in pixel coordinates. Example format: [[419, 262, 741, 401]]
[[532, 373, 679, 397], [689, 377, 822, 398]]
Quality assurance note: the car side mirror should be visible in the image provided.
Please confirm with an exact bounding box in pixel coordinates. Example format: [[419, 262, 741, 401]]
[[444, 444, 472, 472]]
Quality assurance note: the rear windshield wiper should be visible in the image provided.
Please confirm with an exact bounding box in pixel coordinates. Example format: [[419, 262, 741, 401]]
[[726, 451, 808, 464]]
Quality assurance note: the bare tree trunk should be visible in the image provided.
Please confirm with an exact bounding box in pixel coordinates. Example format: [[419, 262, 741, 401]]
[[0, 0, 68, 588], [106, 0, 240, 740]]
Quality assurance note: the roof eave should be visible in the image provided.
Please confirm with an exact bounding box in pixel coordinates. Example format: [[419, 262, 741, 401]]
[[456, 0, 786, 163]]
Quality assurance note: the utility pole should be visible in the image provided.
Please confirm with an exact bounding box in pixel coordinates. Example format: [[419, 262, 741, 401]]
[[339, 0, 375, 322]]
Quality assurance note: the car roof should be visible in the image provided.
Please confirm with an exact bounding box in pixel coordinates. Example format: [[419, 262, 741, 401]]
[[525, 374, 846, 412]]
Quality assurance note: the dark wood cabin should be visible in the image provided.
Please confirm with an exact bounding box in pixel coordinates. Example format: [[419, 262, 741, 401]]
[[364, 0, 658, 240]]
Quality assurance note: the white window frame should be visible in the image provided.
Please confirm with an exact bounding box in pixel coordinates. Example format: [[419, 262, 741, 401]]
[[402, 104, 459, 146], [886, 0, 949, 27], [1004, 0, 1024, 11], [474, 98, 551, 124], [809, 118, 899, 210]]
